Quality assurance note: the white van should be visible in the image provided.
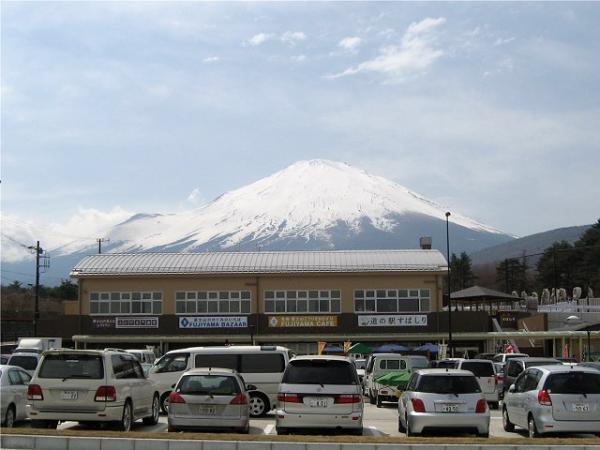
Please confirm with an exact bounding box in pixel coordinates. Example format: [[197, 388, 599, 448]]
[[149, 345, 293, 417], [364, 353, 429, 404], [125, 349, 156, 376]]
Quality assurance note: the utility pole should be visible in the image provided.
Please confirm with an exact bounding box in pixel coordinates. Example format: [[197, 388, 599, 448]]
[[445, 212, 453, 358], [97, 237, 110, 254], [27, 241, 44, 337]]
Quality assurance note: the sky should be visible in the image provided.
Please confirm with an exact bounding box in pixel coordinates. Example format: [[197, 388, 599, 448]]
[[2, 1, 600, 254]]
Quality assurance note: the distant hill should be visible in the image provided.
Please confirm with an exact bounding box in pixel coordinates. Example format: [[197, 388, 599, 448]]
[[470, 225, 591, 266]]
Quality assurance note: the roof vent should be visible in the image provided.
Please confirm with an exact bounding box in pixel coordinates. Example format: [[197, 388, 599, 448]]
[[419, 237, 432, 250]]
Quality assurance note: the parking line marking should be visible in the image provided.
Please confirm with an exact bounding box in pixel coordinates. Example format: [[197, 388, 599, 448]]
[[264, 424, 275, 435]]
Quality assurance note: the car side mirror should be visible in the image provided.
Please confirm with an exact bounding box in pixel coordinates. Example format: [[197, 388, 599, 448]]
[[508, 384, 516, 393], [246, 384, 257, 391], [171, 383, 176, 389]]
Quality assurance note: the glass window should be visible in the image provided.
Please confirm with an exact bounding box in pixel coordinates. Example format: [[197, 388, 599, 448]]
[[219, 291, 229, 299], [309, 290, 318, 299], [198, 301, 207, 313], [198, 292, 207, 300], [276, 291, 285, 299], [230, 291, 240, 299], [319, 299, 329, 312], [283, 360, 357, 385], [230, 301, 240, 313], [331, 299, 341, 313], [241, 301, 250, 313], [287, 299, 297, 312], [176, 301, 185, 314], [90, 293, 99, 301], [297, 300, 307, 312], [153, 292, 161, 300], [309, 299, 319, 312], [186, 301, 197, 313], [241, 291, 250, 299], [186, 292, 196, 300], [195, 354, 238, 371], [417, 375, 481, 393], [240, 354, 285, 373], [207, 302, 218, 313], [178, 374, 240, 395], [152, 301, 162, 315], [265, 300, 274, 313], [39, 354, 103, 379], [331, 290, 340, 298], [154, 353, 189, 373], [377, 298, 397, 312], [219, 300, 229, 313], [355, 290, 364, 298]]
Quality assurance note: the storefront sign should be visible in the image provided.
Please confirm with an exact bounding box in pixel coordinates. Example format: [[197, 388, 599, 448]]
[[92, 318, 115, 329], [179, 316, 248, 329], [116, 317, 159, 329], [268, 315, 338, 328], [358, 315, 428, 327]]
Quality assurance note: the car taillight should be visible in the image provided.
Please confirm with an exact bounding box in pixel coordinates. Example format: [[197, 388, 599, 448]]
[[537, 389, 552, 406], [411, 398, 426, 412], [335, 394, 362, 404], [476, 399, 487, 413], [27, 384, 43, 401], [169, 391, 186, 404], [277, 393, 302, 403], [94, 386, 117, 402], [230, 393, 248, 405]]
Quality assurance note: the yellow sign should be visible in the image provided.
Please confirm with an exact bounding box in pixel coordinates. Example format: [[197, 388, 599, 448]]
[[318, 341, 327, 355], [268, 315, 338, 328]]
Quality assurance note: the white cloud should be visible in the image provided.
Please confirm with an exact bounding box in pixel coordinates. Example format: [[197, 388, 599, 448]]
[[493, 36, 516, 46], [246, 33, 274, 46], [327, 17, 446, 82], [338, 36, 362, 52], [203, 56, 220, 63], [186, 188, 206, 206], [291, 54, 307, 63], [281, 31, 306, 46]]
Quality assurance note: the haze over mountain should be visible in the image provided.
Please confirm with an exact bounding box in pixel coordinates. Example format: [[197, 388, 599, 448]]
[[2, 160, 514, 284]]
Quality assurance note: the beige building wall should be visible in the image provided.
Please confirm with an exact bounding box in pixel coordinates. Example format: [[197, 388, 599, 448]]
[[78, 271, 444, 315]]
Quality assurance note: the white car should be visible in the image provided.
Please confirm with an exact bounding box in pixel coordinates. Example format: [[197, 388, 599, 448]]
[[276, 355, 363, 435], [1, 365, 32, 427], [27, 349, 160, 431], [7, 352, 40, 376]]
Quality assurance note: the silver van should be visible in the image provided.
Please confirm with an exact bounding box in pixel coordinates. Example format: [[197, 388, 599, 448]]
[[149, 345, 292, 417]]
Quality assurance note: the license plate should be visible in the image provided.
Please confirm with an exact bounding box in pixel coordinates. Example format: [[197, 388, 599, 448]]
[[61, 391, 78, 400], [573, 403, 589, 412], [441, 404, 457, 413], [309, 398, 329, 407], [201, 407, 216, 415]]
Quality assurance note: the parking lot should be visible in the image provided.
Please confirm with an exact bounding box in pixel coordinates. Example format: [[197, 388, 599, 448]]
[[20, 402, 583, 439]]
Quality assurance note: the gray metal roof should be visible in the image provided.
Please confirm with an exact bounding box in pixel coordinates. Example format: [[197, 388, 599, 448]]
[[451, 285, 519, 301], [70, 250, 448, 277]]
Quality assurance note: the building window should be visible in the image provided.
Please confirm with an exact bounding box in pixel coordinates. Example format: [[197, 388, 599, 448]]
[[90, 292, 162, 315], [354, 289, 431, 313], [264, 290, 341, 314], [175, 291, 251, 315]]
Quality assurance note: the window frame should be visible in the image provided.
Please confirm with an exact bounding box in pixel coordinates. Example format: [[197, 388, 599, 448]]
[[89, 291, 163, 316], [175, 290, 252, 315], [263, 289, 342, 314], [353, 288, 431, 313]]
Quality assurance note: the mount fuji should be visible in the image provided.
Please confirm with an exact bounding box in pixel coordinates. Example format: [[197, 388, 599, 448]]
[[2, 160, 514, 283]]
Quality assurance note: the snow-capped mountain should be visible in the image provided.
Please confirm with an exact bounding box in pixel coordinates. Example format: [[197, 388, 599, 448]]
[[2, 160, 514, 282]]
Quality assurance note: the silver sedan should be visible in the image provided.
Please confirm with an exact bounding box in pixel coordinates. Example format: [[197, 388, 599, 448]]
[[398, 369, 490, 437], [1, 365, 32, 427], [168, 368, 252, 433]]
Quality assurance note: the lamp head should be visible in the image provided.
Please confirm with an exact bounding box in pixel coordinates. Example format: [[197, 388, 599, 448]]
[[445, 211, 451, 218]]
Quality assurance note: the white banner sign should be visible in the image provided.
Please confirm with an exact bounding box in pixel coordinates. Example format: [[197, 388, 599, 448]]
[[358, 315, 428, 327], [179, 316, 248, 329], [116, 317, 159, 329]]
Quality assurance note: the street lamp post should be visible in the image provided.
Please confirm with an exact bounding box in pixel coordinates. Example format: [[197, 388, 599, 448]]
[[588, 330, 592, 362], [445, 212, 453, 358]]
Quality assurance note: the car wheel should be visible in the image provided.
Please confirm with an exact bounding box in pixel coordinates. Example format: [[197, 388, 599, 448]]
[[3, 405, 15, 428], [351, 427, 363, 436], [376, 394, 382, 408], [119, 401, 133, 432], [398, 416, 406, 433], [160, 392, 170, 414], [478, 431, 489, 438], [31, 420, 52, 429], [368, 390, 376, 405], [490, 401, 499, 410], [143, 395, 160, 425], [276, 427, 288, 435], [167, 425, 178, 432], [248, 393, 269, 417], [502, 407, 515, 432], [528, 414, 540, 438]]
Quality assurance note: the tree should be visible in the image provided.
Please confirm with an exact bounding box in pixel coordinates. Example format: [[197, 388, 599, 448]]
[[572, 219, 600, 293], [450, 252, 477, 291], [535, 241, 577, 293], [496, 258, 529, 293]]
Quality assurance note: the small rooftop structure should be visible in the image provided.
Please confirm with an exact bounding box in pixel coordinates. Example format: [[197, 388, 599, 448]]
[[70, 249, 448, 277], [450, 285, 520, 312]]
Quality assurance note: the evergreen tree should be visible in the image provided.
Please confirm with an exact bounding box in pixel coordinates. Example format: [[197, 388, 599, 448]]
[[450, 252, 476, 291], [573, 219, 600, 292], [535, 241, 577, 293], [496, 258, 528, 293]]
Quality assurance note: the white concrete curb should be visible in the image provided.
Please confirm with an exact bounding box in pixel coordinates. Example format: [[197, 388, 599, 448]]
[[1, 436, 598, 450]]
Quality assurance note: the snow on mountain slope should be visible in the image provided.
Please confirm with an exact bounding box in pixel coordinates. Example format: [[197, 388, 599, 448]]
[[98, 159, 505, 253]]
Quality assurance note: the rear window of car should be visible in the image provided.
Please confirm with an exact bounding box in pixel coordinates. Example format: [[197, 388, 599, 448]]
[[282, 359, 357, 385], [417, 375, 481, 394], [38, 354, 104, 379], [461, 361, 494, 377], [177, 375, 240, 395], [8, 355, 38, 371], [545, 371, 600, 394], [436, 360, 458, 369], [524, 360, 560, 369]]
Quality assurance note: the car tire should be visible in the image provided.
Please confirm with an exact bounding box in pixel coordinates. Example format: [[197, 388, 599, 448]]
[[160, 392, 170, 414], [478, 431, 489, 438], [143, 395, 160, 425], [527, 414, 540, 438], [3, 405, 15, 428], [248, 393, 269, 417], [502, 407, 515, 432], [398, 416, 406, 433], [351, 427, 363, 436], [119, 401, 133, 432], [167, 425, 178, 432], [368, 390, 376, 405], [276, 427, 288, 435], [490, 401, 499, 410], [376, 394, 382, 408]]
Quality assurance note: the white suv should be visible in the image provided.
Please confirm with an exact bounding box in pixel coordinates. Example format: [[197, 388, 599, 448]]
[[27, 349, 160, 431]]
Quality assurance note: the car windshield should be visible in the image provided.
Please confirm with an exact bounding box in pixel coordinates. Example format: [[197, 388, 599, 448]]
[[545, 371, 600, 394], [38, 354, 104, 379], [461, 361, 494, 377], [417, 375, 481, 394], [178, 374, 240, 395], [8, 355, 38, 371], [283, 359, 357, 385]]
